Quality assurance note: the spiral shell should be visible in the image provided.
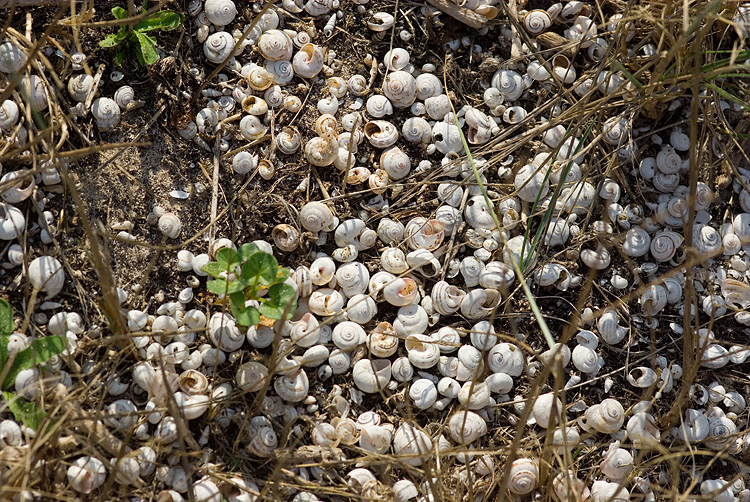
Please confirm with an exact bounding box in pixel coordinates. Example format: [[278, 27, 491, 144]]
[[366, 322, 398, 358], [239, 115, 268, 140], [91, 97, 121, 131], [157, 213, 182, 239], [258, 29, 293, 61], [205, 0, 236, 25], [266, 60, 294, 85], [580, 244, 611, 270], [487, 343, 524, 376], [405, 217, 444, 251], [352, 358, 391, 393], [448, 410, 487, 444], [304, 134, 338, 167], [204, 31, 235, 63], [308, 288, 345, 316], [524, 9, 552, 34], [235, 362, 269, 392], [600, 443, 634, 481], [348, 74, 369, 96], [274, 368, 309, 402], [460, 288, 501, 320], [0, 41, 25, 74], [492, 69, 524, 101], [366, 94, 394, 118], [580, 398, 625, 434], [515, 164, 550, 202], [68, 74, 94, 102], [402, 117, 431, 144], [364, 120, 398, 149], [508, 458, 539, 496], [336, 262, 369, 297], [431, 281, 466, 315], [383, 71, 417, 108], [693, 224, 722, 256], [276, 126, 302, 154], [232, 151, 258, 175], [384, 47, 410, 71], [293, 43, 325, 79], [405, 333, 440, 369], [272, 224, 299, 252]]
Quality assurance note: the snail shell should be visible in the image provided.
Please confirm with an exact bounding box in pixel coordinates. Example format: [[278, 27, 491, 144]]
[[532, 392, 564, 428], [487, 343, 524, 376], [293, 43, 325, 79], [272, 224, 299, 252], [0, 41, 25, 74], [640, 284, 667, 316], [364, 120, 398, 149], [524, 9, 552, 35], [409, 379, 439, 410], [415, 72, 442, 100], [515, 164, 550, 203], [348, 74, 369, 96], [258, 29, 293, 61], [431, 281, 466, 315], [266, 60, 294, 85], [114, 85, 135, 109], [335, 262, 369, 296], [492, 69, 524, 101], [347, 294, 378, 325], [232, 151, 258, 175], [383, 71, 417, 108], [204, 0, 237, 26], [366, 94, 394, 118], [67, 74, 94, 102], [276, 126, 302, 154], [393, 423, 431, 467], [627, 367, 658, 387], [580, 398, 625, 434], [359, 425, 393, 453], [405, 333, 440, 369], [553, 471, 590, 502], [460, 288, 501, 320], [622, 226, 651, 257], [308, 288, 345, 316], [304, 134, 338, 167], [591, 481, 629, 502], [381, 247, 408, 274], [158, 213, 182, 239], [580, 244, 611, 270], [368, 11, 395, 31], [239, 115, 268, 140], [300, 201, 337, 233], [384, 48, 410, 71], [404, 217, 444, 251], [394, 304, 429, 338], [508, 458, 539, 496], [352, 358, 391, 393], [377, 218, 404, 245], [367, 321, 399, 358], [236, 361, 269, 392], [332, 321, 366, 351], [68, 456, 107, 494], [402, 117, 431, 144], [274, 368, 309, 402], [204, 31, 236, 63], [92, 97, 121, 131], [448, 410, 487, 444]]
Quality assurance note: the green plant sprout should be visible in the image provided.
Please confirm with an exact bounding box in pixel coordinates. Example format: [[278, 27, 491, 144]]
[[99, 5, 183, 66], [201, 244, 297, 327], [0, 299, 65, 430]]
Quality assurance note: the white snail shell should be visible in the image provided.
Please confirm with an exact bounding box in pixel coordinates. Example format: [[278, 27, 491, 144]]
[[508, 458, 539, 496], [431, 120, 464, 154], [272, 224, 299, 252], [381, 247, 408, 274], [627, 411, 662, 448], [236, 361, 269, 392], [0, 419, 22, 448], [347, 294, 378, 325], [367, 321, 399, 358], [487, 343, 524, 376], [394, 304, 429, 337], [28, 256, 65, 298], [276, 126, 302, 154], [580, 398, 625, 434], [492, 69, 524, 101], [68, 456, 107, 494], [352, 358, 391, 393], [208, 313, 244, 352], [158, 213, 182, 239], [515, 164, 550, 203], [293, 43, 325, 78], [204, 31, 236, 63], [405, 333, 440, 369], [460, 288, 501, 320], [204, 0, 236, 26], [392, 422, 431, 468], [377, 218, 404, 245], [274, 368, 309, 402], [448, 410, 487, 444], [425, 93, 452, 121], [300, 201, 337, 233], [402, 117, 431, 144], [383, 71, 417, 108], [384, 47, 410, 71], [405, 217, 444, 251], [67, 74, 94, 102], [532, 392, 563, 428], [332, 321, 366, 351], [409, 379, 439, 410], [0, 170, 34, 204], [524, 9, 552, 34], [114, 85, 135, 109], [304, 134, 338, 166], [553, 470, 590, 502], [91, 97, 121, 131], [415, 72, 442, 100], [0, 41, 25, 74], [622, 226, 651, 257], [431, 281, 466, 315], [308, 288, 345, 316], [580, 244, 611, 270], [258, 29, 293, 61], [368, 11, 395, 31], [591, 480, 629, 502]]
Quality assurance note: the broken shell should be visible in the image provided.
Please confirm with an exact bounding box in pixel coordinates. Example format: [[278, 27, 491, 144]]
[[293, 43, 325, 78], [68, 456, 107, 494], [627, 367, 658, 387], [352, 358, 391, 393], [272, 224, 300, 252]]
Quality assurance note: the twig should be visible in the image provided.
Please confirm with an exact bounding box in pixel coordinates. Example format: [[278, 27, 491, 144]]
[[208, 135, 221, 246], [425, 0, 487, 28]]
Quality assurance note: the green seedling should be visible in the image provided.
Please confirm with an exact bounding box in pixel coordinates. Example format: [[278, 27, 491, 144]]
[[0, 299, 65, 430], [202, 243, 297, 327], [99, 5, 183, 66]]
